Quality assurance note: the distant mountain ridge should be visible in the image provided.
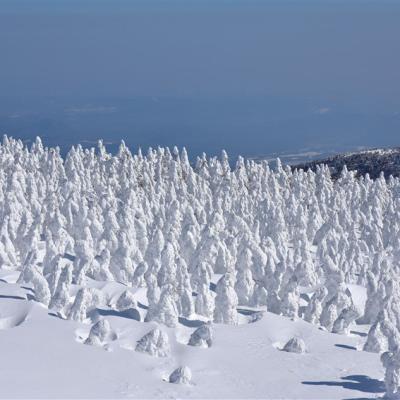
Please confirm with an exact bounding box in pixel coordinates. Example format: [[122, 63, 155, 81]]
[[293, 147, 400, 179]]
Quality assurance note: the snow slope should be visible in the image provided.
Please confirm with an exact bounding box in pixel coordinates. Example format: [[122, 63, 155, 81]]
[[294, 146, 400, 179], [0, 274, 383, 399]]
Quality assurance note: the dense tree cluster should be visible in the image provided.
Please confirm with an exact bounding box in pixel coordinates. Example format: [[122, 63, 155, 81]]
[[0, 136, 399, 395]]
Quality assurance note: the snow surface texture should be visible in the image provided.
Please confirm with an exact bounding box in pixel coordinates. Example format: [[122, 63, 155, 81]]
[[0, 136, 396, 398]]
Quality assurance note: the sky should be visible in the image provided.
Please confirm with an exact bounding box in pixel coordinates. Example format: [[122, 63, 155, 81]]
[[0, 0, 399, 160]]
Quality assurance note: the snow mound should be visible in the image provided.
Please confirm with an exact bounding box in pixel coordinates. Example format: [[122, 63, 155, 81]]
[[282, 337, 306, 354], [0, 299, 32, 330], [188, 323, 213, 348], [84, 319, 117, 346], [135, 328, 170, 357], [0, 307, 30, 330], [169, 366, 192, 385]]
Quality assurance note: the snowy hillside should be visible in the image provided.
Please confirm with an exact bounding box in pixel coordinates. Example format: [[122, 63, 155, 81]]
[[0, 136, 398, 398], [294, 147, 400, 179]]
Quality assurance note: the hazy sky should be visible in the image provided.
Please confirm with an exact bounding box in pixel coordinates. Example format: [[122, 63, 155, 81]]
[[0, 0, 399, 159]]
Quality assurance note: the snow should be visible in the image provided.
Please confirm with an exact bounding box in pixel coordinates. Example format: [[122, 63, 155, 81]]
[[0, 136, 396, 398], [169, 366, 192, 385], [135, 327, 171, 357], [188, 323, 213, 348], [0, 275, 384, 399], [282, 337, 307, 353]]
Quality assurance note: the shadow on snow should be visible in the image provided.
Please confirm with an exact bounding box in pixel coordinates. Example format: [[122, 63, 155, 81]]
[[334, 344, 358, 351], [178, 317, 205, 328], [0, 294, 26, 300], [94, 308, 141, 321], [302, 375, 385, 394]]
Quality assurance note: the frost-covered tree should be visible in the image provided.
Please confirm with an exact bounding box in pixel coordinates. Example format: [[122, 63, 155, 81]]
[[381, 349, 400, 400], [364, 320, 388, 353], [32, 269, 51, 306], [85, 319, 117, 346], [135, 328, 170, 357], [280, 275, 300, 319], [283, 337, 306, 354], [319, 303, 338, 331], [49, 263, 72, 314], [188, 323, 213, 347], [145, 284, 179, 327], [214, 273, 238, 325], [67, 288, 105, 322], [18, 256, 51, 306], [304, 287, 327, 324], [175, 257, 194, 318], [2, 135, 400, 335], [169, 366, 192, 385], [331, 304, 359, 335], [115, 290, 137, 311], [234, 248, 255, 306], [195, 283, 215, 320]]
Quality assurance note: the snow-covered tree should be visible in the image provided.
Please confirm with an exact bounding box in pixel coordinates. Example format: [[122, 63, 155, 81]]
[[188, 323, 213, 348], [145, 284, 179, 327], [135, 328, 170, 357], [381, 349, 400, 400], [214, 273, 238, 325], [283, 337, 306, 354], [49, 263, 73, 314], [84, 319, 117, 346], [115, 290, 137, 311], [169, 366, 192, 385], [2, 135, 400, 343]]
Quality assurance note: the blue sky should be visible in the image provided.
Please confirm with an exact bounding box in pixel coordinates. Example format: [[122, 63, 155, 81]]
[[0, 0, 399, 159]]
